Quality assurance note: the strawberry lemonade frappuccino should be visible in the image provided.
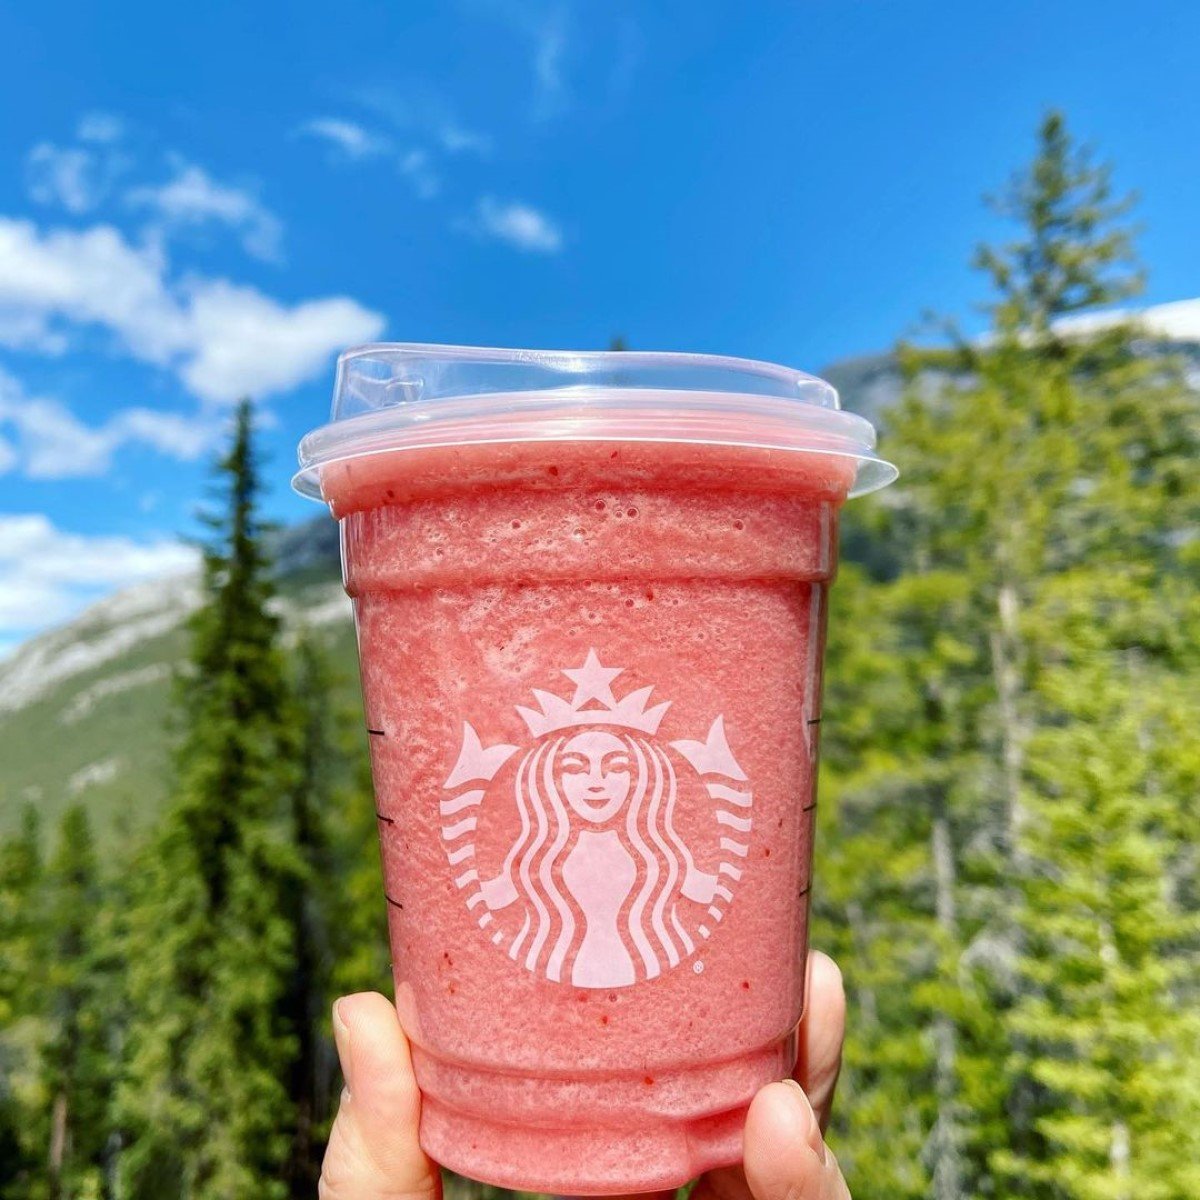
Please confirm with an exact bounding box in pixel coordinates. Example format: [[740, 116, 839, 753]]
[[296, 346, 895, 1194]]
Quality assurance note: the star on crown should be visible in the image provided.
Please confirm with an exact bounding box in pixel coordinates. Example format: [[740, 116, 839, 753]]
[[516, 650, 671, 737]]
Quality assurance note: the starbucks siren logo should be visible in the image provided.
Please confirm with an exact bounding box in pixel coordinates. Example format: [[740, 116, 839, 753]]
[[439, 650, 752, 988]]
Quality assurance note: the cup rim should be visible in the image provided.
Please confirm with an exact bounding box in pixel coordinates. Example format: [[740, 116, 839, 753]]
[[294, 342, 898, 501]]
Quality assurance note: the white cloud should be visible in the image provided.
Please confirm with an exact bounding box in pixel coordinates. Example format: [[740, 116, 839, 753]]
[[77, 112, 125, 144], [299, 110, 461, 195], [0, 512, 196, 638], [0, 308, 67, 353], [0, 368, 217, 479], [25, 120, 281, 264], [110, 407, 216, 459], [127, 160, 284, 263], [532, 8, 569, 120], [398, 149, 440, 199], [351, 86, 492, 155], [0, 391, 111, 477], [298, 117, 391, 160], [471, 1, 570, 119], [467, 196, 563, 253], [438, 124, 492, 156], [26, 142, 128, 216], [26, 118, 129, 214], [178, 279, 388, 403], [0, 219, 181, 360], [26, 144, 98, 213], [0, 217, 385, 403]]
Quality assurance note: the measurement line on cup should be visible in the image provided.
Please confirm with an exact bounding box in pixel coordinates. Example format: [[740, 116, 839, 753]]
[[802, 801, 818, 813], [367, 727, 387, 737], [806, 717, 822, 726], [375, 811, 394, 824], [797, 884, 812, 898], [385, 894, 404, 910]]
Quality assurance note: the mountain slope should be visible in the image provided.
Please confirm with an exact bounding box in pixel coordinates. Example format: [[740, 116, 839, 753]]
[[0, 521, 356, 842]]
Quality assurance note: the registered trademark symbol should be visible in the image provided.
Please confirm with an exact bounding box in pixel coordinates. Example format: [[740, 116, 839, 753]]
[[693, 960, 705, 974]]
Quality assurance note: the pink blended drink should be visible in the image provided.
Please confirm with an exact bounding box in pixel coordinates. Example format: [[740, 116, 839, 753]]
[[295, 345, 894, 1194]]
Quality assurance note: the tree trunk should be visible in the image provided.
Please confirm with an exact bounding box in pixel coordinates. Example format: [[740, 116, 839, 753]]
[[48, 1091, 68, 1200], [991, 580, 1028, 871], [1110, 1119, 1131, 1200], [845, 900, 878, 1031], [1098, 917, 1132, 1200], [991, 576, 1040, 1159], [929, 808, 964, 1200], [103, 1129, 122, 1200]]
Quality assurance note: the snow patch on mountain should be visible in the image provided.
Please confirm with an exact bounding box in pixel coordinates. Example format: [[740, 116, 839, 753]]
[[68, 756, 122, 794], [0, 573, 201, 713], [60, 663, 175, 724]]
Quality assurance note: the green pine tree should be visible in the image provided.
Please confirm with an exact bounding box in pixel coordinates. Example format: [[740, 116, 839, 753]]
[[978, 114, 1200, 1200], [995, 570, 1200, 1200], [117, 401, 305, 1200], [280, 631, 343, 1196], [34, 806, 116, 1200], [318, 639, 391, 1006], [0, 807, 44, 1200], [892, 110, 1170, 1196], [820, 110, 1200, 1198], [0, 808, 42, 1024], [327, 752, 391, 1002], [818, 563, 980, 1199], [974, 110, 1142, 340]]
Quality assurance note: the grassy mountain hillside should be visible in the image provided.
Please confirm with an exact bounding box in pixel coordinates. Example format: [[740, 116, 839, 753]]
[[0, 519, 359, 842]]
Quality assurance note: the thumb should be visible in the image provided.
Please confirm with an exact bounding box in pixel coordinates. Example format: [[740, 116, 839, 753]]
[[320, 993, 442, 1200], [743, 1080, 851, 1200]]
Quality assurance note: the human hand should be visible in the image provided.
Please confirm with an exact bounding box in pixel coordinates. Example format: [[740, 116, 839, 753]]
[[319, 950, 850, 1200]]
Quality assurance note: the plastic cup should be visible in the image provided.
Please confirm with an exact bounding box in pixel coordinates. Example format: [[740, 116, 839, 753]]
[[295, 344, 894, 1195]]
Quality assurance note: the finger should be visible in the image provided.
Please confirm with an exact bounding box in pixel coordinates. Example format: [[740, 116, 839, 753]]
[[320, 993, 441, 1200], [692, 949, 849, 1200], [743, 1081, 851, 1200], [794, 951, 846, 1130]]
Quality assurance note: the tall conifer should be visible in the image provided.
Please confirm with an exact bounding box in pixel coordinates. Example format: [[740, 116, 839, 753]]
[[37, 806, 113, 1200], [118, 401, 303, 1200], [0, 807, 43, 1199], [821, 111, 1200, 1197]]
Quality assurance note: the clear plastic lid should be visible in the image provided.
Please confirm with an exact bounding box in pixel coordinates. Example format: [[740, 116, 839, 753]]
[[293, 343, 897, 499]]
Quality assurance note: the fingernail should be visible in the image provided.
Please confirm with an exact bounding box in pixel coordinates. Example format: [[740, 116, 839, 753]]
[[333, 998, 351, 1041], [333, 1000, 352, 1099], [781, 1079, 827, 1164]]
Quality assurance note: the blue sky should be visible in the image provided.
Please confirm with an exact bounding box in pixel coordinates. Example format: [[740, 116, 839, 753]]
[[1, 0, 1199, 653]]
